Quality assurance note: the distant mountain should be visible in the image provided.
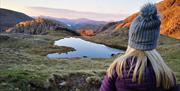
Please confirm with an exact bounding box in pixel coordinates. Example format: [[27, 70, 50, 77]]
[[27, 7, 125, 21], [71, 18, 107, 30], [36, 16, 108, 36], [6, 18, 78, 35], [38, 16, 107, 30], [113, 0, 180, 39], [0, 8, 33, 32]]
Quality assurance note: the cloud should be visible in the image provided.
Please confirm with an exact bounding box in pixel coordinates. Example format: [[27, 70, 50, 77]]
[[26, 7, 128, 21]]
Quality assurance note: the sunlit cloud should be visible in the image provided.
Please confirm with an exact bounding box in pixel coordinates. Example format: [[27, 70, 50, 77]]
[[26, 7, 127, 21], [1, 0, 163, 21]]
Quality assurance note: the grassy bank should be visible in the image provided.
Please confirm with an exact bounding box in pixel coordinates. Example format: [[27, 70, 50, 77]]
[[83, 35, 180, 82], [0, 32, 180, 91], [0, 32, 112, 91]]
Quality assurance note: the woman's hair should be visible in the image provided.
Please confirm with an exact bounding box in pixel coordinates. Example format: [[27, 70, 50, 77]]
[[107, 46, 176, 89]]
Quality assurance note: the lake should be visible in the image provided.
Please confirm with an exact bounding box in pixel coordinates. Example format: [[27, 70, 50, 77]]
[[47, 37, 123, 58]]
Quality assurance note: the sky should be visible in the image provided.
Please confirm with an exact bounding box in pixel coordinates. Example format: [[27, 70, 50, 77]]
[[1, 0, 162, 21]]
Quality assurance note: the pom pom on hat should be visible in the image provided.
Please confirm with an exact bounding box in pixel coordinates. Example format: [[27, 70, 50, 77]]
[[140, 3, 158, 18]]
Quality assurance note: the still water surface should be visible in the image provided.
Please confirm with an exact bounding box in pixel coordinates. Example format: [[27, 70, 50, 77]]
[[47, 37, 123, 58]]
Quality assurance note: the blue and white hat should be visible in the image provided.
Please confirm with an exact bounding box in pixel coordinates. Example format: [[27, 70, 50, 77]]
[[128, 3, 161, 51]]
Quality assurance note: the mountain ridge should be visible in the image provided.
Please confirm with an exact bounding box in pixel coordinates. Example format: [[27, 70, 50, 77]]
[[36, 16, 107, 30], [6, 18, 79, 35]]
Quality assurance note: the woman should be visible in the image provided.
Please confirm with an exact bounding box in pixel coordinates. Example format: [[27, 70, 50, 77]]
[[100, 3, 179, 91]]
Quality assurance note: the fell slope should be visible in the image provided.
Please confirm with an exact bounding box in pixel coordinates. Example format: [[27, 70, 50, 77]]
[[0, 8, 33, 32], [114, 0, 180, 39]]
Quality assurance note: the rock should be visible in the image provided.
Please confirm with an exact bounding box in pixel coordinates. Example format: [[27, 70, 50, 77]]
[[76, 29, 95, 36], [83, 56, 88, 58], [44, 81, 51, 89], [59, 81, 67, 86], [1, 82, 7, 86], [86, 76, 101, 86], [75, 89, 81, 91], [0, 35, 10, 41], [111, 54, 115, 56], [14, 88, 19, 91]]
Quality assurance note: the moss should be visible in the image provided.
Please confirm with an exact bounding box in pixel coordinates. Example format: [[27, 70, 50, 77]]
[[27, 45, 75, 56], [0, 69, 48, 91]]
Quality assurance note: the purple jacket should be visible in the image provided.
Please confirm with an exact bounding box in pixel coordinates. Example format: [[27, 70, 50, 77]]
[[100, 57, 179, 91]]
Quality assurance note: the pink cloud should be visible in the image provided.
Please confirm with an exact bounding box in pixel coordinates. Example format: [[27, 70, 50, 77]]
[[26, 7, 128, 21]]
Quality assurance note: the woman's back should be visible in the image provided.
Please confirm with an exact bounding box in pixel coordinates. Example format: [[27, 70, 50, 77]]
[[100, 56, 179, 91]]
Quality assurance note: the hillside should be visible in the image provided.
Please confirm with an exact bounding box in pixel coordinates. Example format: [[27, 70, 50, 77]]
[[0, 8, 33, 32], [96, 21, 123, 34], [6, 18, 79, 35], [114, 0, 180, 39]]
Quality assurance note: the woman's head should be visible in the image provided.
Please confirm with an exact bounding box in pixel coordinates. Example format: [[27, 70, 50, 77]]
[[128, 3, 161, 51]]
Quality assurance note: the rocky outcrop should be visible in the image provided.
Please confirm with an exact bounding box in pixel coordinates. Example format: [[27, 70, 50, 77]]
[[76, 29, 95, 36], [0, 8, 33, 32], [157, 0, 180, 39], [114, 0, 180, 39], [74, 23, 106, 36], [6, 18, 75, 35]]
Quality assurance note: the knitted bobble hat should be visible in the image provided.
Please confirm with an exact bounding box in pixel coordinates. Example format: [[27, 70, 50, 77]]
[[128, 3, 161, 51]]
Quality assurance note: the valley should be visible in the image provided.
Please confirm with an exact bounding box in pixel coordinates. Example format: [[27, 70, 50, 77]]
[[0, 0, 180, 90]]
